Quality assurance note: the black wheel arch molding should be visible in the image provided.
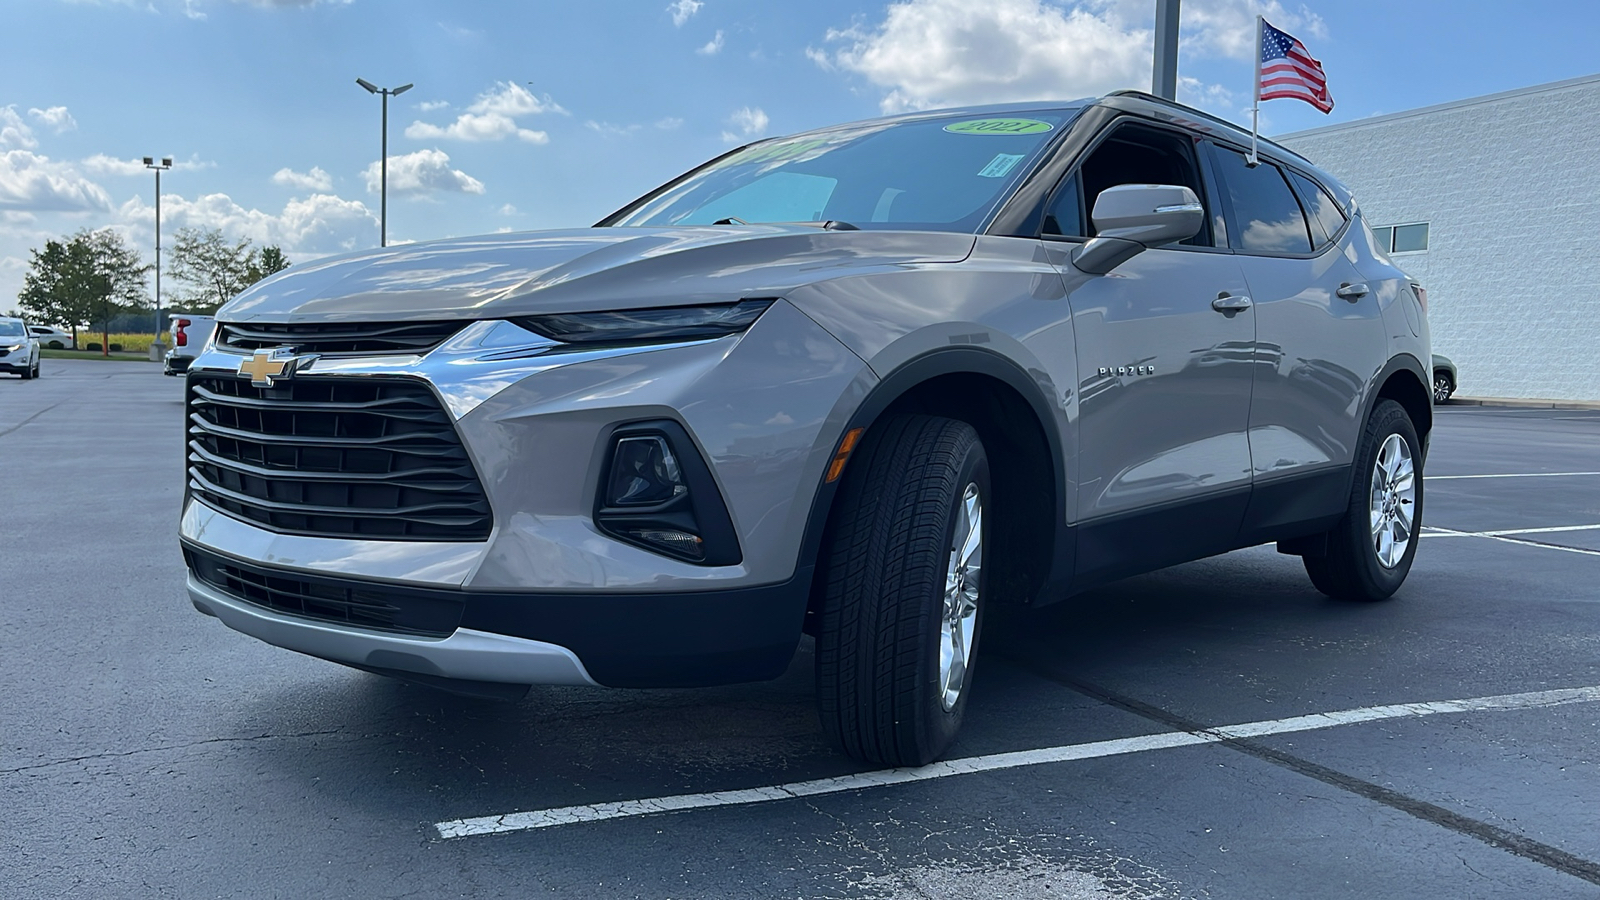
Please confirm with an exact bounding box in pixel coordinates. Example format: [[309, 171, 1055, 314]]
[[794, 346, 1075, 619]]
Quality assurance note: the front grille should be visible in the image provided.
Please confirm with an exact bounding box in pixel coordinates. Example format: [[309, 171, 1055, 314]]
[[185, 546, 465, 637], [186, 374, 493, 540], [217, 320, 465, 355]]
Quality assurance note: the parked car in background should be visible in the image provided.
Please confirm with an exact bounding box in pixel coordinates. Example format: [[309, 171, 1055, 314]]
[[180, 92, 1434, 766], [1432, 354, 1457, 403], [0, 317, 41, 379], [28, 325, 74, 349], [164, 314, 217, 375]]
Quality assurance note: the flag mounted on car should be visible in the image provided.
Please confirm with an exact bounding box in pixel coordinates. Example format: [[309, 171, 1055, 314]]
[[1258, 19, 1334, 113], [1248, 16, 1333, 164]]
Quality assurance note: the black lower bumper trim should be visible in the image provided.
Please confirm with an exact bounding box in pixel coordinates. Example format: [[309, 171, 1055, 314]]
[[184, 540, 813, 688], [460, 567, 813, 688]]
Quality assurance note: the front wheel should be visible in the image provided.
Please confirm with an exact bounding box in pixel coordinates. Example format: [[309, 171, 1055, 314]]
[[1304, 399, 1422, 601], [814, 415, 989, 766]]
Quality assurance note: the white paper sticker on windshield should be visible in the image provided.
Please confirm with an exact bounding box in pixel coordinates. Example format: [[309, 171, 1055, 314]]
[[978, 153, 1025, 178]]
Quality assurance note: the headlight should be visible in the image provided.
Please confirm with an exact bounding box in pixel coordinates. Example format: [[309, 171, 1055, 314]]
[[1, 344, 21, 351], [515, 299, 773, 345]]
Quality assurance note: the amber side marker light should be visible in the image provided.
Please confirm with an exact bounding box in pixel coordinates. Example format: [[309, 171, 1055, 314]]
[[825, 427, 865, 483]]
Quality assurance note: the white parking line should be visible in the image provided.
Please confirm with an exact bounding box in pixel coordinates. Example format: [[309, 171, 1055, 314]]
[[1429, 472, 1600, 480], [433, 684, 1600, 840], [1421, 523, 1600, 538], [1420, 526, 1600, 556]]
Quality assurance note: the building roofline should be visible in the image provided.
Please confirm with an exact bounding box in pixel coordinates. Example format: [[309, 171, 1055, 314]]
[[1276, 72, 1600, 140]]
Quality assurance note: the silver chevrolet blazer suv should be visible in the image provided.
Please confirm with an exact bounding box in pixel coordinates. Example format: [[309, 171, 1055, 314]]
[[182, 92, 1431, 765]]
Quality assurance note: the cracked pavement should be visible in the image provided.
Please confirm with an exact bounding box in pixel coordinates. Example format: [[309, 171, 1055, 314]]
[[4, 360, 1599, 899]]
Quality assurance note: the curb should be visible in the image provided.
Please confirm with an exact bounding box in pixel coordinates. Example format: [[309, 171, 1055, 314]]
[[1445, 396, 1600, 411]]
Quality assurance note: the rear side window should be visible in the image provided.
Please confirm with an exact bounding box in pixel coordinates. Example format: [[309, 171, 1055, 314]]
[[1288, 171, 1348, 247], [1212, 147, 1312, 254]]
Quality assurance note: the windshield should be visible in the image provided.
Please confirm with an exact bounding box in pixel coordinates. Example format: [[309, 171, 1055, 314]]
[[608, 111, 1077, 233], [0, 320, 26, 337]]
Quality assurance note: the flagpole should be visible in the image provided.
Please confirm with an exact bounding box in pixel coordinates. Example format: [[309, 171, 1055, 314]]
[[1250, 14, 1262, 166]]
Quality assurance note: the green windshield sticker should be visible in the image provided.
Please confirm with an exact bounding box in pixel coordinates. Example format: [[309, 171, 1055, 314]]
[[944, 118, 1054, 135]]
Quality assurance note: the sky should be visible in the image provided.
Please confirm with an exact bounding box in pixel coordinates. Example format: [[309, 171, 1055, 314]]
[[4, 0, 1600, 308]]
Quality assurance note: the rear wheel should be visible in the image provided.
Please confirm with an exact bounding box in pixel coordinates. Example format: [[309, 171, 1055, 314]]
[[815, 414, 989, 766], [1304, 399, 1422, 601], [1432, 371, 1454, 403]]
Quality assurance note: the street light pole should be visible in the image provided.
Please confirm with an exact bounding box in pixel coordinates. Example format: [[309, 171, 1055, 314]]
[[143, 156, 173, 358], [356, 79, 413, 247]]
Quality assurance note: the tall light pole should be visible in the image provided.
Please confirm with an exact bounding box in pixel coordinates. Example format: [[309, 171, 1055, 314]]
[[1152, 0, 1181, 100], [356, 78, 413, 247], [143, 156, 173, 358]]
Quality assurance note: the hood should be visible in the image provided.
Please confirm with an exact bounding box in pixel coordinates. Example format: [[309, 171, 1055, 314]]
[[221, 226, 976, 323]]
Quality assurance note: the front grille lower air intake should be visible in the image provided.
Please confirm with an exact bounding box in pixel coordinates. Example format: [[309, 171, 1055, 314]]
[[217, 320, 466, 355], [186, 374, 492, 540], [185, 546, 465, 637]]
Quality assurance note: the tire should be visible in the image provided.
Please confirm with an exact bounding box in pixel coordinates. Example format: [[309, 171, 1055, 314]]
[[19, 359, 32, 380], [31, 358, 39, 379], [1303, 399, 1422, 602], [1433, 371, 1454, 403], [46, 341, 63, 350], [815, 414, 990, 766]]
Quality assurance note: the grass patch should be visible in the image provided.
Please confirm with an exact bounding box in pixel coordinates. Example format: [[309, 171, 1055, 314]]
[[40, 348, 154, 362]]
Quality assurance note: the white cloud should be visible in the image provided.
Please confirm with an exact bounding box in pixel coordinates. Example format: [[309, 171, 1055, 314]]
[[655, 117, 684, 130], [405, 81, 560, 144], [79, 154, 214, 177], [811, 0, 1151, 113], [498, 203, 518, 216], [585, 120, 642, 137], [416, 100, 450, 112], [117, 190, 377, 256], [667, 0, 702, 27], [1178, 0, 1326, 60], [28, 106, 77, 134], [720, 106, 769, 143], [697, 29, 724, 55], [0, 107, 37, 150], [362, 149, 485, 196], [0, 151, 114, 212], [271, 166, 334, 192]]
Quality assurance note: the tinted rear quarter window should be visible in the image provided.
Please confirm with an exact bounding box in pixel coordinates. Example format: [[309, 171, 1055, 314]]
[[1288, 170, 1348, 248], [1212, 147, 1312, 254]]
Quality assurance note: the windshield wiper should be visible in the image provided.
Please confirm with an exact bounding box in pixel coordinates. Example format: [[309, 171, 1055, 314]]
[[710, 217, 860, 231]]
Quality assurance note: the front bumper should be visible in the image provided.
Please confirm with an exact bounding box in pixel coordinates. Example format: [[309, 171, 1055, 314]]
[[185, 543, 813, 687]]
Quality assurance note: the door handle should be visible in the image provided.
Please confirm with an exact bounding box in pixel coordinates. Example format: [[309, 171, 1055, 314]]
[[1337, 282, 1370, 300], [1212, 293, 1253, 313]]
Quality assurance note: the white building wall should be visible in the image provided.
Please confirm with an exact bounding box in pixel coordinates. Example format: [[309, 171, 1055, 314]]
[[1277, 74, 1600, 401]]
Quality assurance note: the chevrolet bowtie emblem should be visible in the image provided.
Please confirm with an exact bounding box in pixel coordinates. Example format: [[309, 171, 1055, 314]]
[[238, 348, 313, 387]]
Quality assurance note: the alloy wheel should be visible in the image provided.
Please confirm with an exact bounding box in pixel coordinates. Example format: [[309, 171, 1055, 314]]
[[939, 483, 982, 711], [1368, 434, 1416, 568]]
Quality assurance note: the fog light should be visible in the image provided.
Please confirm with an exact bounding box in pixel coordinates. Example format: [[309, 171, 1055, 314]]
[[620, 527, 705, 561], [607, 436, 687, 506]]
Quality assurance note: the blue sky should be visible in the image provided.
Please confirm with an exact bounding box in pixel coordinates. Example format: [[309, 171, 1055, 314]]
[[4, 0, 1599, 306]]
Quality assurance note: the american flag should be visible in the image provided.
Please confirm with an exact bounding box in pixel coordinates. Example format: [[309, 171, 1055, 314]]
[[1259, 19, 1333, 113]]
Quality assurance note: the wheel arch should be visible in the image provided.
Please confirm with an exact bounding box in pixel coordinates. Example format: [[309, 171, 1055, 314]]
[[798, 348, 1073, 632], [1370, 353, 1433, 454]]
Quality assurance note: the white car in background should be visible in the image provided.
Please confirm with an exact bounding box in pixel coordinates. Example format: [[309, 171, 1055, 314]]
[[164, 314, 217, 375], [28, 325, 74, 349], [0, 317, 41, 379]]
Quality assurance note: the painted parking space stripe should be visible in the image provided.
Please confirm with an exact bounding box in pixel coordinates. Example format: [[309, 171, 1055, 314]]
[[1421, 523, 1600, 538], [1428, 471, 1600, 480], [434, 684, 1600, 840], [1420, 525, 1600, 556]]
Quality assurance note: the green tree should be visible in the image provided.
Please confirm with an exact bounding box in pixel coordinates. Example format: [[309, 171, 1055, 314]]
[[170, 229, 292, 314], [169, 227, 255, 314], [17, 229, 149, 344], [246, 245, 291, 285]]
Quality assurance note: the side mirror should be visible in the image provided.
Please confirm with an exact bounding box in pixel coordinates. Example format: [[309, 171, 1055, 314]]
[[1072, 184, 1204, 275]]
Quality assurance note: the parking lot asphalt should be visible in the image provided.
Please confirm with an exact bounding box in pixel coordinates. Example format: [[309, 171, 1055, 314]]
[[4, 358, 1599, 899]]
